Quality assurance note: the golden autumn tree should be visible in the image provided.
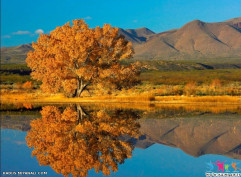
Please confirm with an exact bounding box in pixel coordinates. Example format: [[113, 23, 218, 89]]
[[26, 19, 140, 97], [26, 106, 140, 177]]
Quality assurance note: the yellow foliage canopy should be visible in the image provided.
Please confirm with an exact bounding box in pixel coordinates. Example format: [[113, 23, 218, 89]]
[[26, 19, 139, 97]]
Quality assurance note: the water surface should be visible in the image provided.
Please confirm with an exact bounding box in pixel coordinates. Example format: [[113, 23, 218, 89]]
[[1, 103, 241, 177]]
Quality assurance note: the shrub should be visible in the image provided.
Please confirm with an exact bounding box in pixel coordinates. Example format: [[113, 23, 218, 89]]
[[184, 81, 197, 96], [210, 79, 221, 89], [22, 81, 33, 90]]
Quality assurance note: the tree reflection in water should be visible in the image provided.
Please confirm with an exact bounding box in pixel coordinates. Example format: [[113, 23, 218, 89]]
[[26, 105, 140, 177]]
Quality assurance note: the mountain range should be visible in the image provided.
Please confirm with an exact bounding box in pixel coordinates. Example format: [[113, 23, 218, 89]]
[[1, 17, 241, 64], [133, 17, 241, 60]]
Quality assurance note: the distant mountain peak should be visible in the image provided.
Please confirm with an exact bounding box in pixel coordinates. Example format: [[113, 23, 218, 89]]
[[124, 27, 155, 36], [225, 17, 241, 23], [180, 19, 205, 29], [118, 27, 155, 44], [16, 43, 32, 50], [135, 27, 155, 32], [225, 17, 241, 29]]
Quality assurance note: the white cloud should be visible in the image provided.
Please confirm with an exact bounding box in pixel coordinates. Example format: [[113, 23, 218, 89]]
[[84, 16, 92, 20], [12, 31, 31, 35], [5, 29, 44, 38], [13, 140, 26, 145], [133, 20, 138, 23], [35, 29, 44, 34], [2, 35, 11, 38]]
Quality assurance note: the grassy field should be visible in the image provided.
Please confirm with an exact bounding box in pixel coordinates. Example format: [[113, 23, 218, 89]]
[[1, 64, 31, 71], [1, 64, 32, 84], [140, 69, 241, 85], [1, 62, 241, 98]]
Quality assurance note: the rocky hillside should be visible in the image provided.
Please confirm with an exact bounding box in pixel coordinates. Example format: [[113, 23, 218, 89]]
[[135, 17, 241, 60], [1, 43, 32, 64]]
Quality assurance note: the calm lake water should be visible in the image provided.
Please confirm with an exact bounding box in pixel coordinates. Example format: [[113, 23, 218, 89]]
[[1, 103, 241, 177]]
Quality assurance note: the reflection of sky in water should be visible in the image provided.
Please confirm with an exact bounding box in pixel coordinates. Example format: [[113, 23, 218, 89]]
[[1, 129, 62, 177], [2, 129, 241, 177]]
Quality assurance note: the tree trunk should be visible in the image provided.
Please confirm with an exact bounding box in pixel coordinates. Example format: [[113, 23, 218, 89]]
[[75, 78, 88, 97], [74, 105, 87, 139], [76, 105, 86, 122]]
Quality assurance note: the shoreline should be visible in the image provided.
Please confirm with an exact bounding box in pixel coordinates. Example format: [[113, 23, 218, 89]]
[[1, 92, 241, 105]]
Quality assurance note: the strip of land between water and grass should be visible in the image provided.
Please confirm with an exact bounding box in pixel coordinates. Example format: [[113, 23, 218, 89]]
[[1, 91, 241, 105]]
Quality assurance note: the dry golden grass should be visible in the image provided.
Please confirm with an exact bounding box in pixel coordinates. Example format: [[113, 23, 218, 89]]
[[0, 89, 155, 103], [184, 95, 240, 103], [81, 95, 155, 102], [1, 88, 241, 107], [155, 95, 241, 104]]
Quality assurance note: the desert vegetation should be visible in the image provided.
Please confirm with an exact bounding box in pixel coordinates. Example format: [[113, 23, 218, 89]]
[[138, 68, 241, 96], [1, 63, 241, 103], [1, 19, 241, 104]]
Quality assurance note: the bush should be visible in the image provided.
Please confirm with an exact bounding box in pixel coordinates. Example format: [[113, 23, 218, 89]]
[[184, 82, 197, 96], [22, 81, 33, 90]]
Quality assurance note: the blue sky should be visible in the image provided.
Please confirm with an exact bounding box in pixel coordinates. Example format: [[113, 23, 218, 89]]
[[1, 0, 241, 47]]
